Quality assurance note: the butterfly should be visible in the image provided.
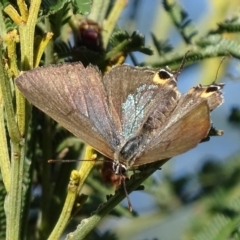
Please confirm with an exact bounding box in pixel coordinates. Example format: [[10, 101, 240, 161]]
[[15, 62, 224, 175]]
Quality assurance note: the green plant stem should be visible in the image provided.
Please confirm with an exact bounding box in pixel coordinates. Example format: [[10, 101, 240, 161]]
[[149, 35, 240, 68], [44, 18, 54, 65], [4, 4, 23, 25], [34, 32, 54, 67], [48, 171, 81, 240], [0, 93, 11, 192], [0, 42, 21, 143], [18, 0, 41, 70], [88, 0, 111, 24], [104, 39, 129, 60], [16, 0, 41, 137], [20, 158, 33, 240], [17, 0, 28, 22], [5, 30, 20, 77], [0, 41, 11, 194], [66, 160, 169, 240], [102, 0, 128, 48], [6, 140, 25, 240], [40, 115, 53, 239], [3, 1, 41, 239], [0, 3, 7, 40], [0, 16, 25, 240], [48, 146, 96, 240], [86, 177, 133, 217]]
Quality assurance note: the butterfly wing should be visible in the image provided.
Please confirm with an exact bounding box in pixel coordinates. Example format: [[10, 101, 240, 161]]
[[134, 101, 210, 166], [133, 84, 224, 166], [103, 65, 181, 140], [15, 62, 118, 159]]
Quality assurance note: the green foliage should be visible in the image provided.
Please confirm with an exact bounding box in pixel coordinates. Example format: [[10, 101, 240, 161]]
[[229, 107, 240, 125], [151, 33, 173, 56], [108, 29, 153, 56], [194, 214, 240, 240], [183, 155, 240, 240], [211, 16, 240, 34], [40, 0, 71, 16], [0, 0, 10, 9], [3, 17, 16, 32], [162, 0, 198, 44], [48, 4, 71, 38], [40, 0, 92, 17], [71, 0, 92, 15], [0, 180, 6, 239]]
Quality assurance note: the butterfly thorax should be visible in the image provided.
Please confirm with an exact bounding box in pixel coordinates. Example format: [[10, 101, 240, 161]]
[[114, 129, 152, 170]]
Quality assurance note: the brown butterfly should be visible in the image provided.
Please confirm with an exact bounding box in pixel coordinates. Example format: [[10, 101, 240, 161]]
[[15, 63, 224, 175]]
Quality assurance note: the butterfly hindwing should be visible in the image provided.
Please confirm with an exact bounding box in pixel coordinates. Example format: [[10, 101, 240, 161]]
[[133, 83, 224, 166], [134, 101, 210, 166]]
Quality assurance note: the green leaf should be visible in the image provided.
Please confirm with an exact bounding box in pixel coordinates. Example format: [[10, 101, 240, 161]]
[[40, 0, 71, 16], [163, 0, 198, 44], [0, 0, 10, 8], [209, 16, 240, 34], [109, 29, 153, 56], [109, 28, 129, 46], [3, 17, 17, 32], [72, 0, 93, 15], [54, 39, 104, 66], [151, 33, 173, 56], [194, 215, 240, 240], [48, 3, 71, 38], [54, 40, 73, 60]]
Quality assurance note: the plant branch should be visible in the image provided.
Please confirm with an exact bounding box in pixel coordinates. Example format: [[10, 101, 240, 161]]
[[6, 139, 25, 240], [0, 88, 11, 192], [66, 160, 169, 240], [48, 146, 96, 240], [5, 30, 20, 77], [0, 40, 21, 143], [104, 39, 129, 61], [4, 5, 24, 25], [18, 0, 41, 70], [34, 32, 54, 67], [17, 0, 28, 22], [148, 35, 240, 68]]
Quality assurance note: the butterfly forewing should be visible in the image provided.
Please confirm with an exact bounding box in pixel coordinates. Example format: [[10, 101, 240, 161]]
[[103, 65, 180, 140], [15, 63, 118, 159]]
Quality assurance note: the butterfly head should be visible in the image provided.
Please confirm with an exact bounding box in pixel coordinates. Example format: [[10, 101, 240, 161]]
[[112, 161, 127, 175]]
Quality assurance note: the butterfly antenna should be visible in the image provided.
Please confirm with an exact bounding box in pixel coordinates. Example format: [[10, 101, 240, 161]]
[[119, 166, 132, 211], [214, 57, 226, 83], [48, 155, 98, 163], [121, 176, 133, 212], [175, 50, 190, 77]]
